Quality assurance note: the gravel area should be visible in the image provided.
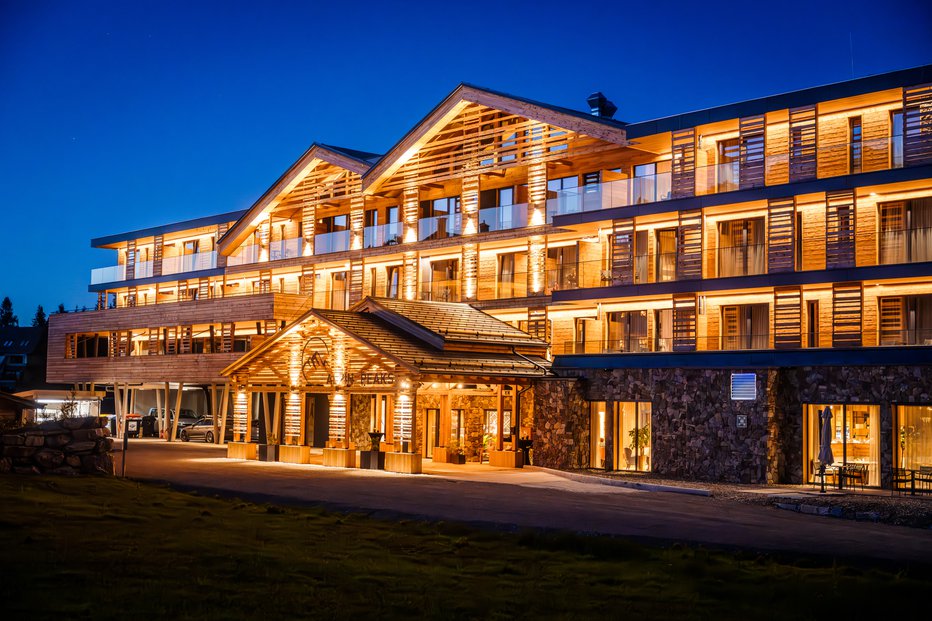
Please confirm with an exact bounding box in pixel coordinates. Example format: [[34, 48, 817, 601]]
[[574, 469, 932, 529]]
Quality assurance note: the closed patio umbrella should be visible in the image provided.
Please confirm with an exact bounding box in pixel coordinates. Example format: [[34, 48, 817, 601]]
[[817, 405, 834, 493]]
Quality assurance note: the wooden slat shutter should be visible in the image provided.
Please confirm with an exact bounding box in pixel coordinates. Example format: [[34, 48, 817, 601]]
[[789, 105, 817, 182], [721, 305, 740, 350], [526, 307, 550, 343], [672, 293, 697, 351], [879, 296, 904, 346], [66, 334, 77, 359], [221, 322, 234, 353], [826, 190, 856, 269], [180, 326, 193, 354], [165, 327, 177, 355], [127, 287, 137, 308], [108, 331, 118, 358], [216, 223, 229, 268], [774, 287, 802, 349], [677, 210, 702, 280], [300, 266, 315, 297], [767, 197, 796, 273], [611, 218, 634, 285], [739, 115, 766, 189], [125, 240, 136, 281], [96, 292, 106, 311], [349, 258, 364, 306], [153, 235, 164, 277], [198, 277, 210, 300], [904, 83, 932, 166], [671, 129, 696, 199], [832, 282, 862, 347], [263, 320, 279, 336], [148, 328, 160, 355], [258, 270, 272, 294]]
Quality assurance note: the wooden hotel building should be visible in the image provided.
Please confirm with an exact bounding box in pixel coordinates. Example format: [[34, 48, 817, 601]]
[[48, 66, 932, 485]]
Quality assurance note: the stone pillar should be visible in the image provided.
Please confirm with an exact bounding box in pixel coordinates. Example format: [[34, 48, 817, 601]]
[[402, 185, 419, 244], [350, 195, 365, 251], [527, 160, 547, 227], [604, 400, 615, 471], [528, 236, 546, 296], [302, 201, 316, 256], [386, 376, 421, 474]]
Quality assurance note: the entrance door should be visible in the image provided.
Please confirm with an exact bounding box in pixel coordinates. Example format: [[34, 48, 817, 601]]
[[311, 394, 329, 448], [804, 404, 880, 486], [426, 408, 440, 455]]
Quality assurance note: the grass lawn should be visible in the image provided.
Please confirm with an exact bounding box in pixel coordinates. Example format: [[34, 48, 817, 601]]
[[0, 474, 926, 620]]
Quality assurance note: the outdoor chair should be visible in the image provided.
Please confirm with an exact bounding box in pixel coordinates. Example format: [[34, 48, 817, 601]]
[[892, 468, 915, 495], [839, 464, 867, 490]]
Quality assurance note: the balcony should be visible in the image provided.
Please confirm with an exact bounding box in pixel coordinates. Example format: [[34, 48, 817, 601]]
[[879, 226, 932, 265], [314, 230, 351, 255], [90, 264, 125, 285], [269, 238, 303, 261], [419, 279, 461, 302], [162, 251, 217, 275], [228, 244, 259, 267], [547, 136, 906, 219], [418, 214, 461, 242], [364, 222, 403, 248], [478, 204, 528, 233], [717, 243, 767, 278]]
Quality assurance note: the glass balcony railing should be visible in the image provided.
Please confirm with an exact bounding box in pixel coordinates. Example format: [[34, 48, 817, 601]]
[[418, 214, 461, 241], [269, 238, 303, 261], [879, 328, 932, 347], [548, 136, 907, 219], [162, 251, 217, 275], [135, 260, 154, 279], [878, 226, 932, 265], [364, 222, 403, 248], [563, 334, 772, 355], [478, 203, 529, 233], [227, 244, 259, 267], [90, 264, 125, 285], [717, 243, 767, 278], [314, 230, 351, 255], [419, 279, 461, 302]]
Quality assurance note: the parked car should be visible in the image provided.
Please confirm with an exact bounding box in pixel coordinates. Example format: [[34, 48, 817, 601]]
[[179, 417, 232, 443], [148, 407, 201, 432]]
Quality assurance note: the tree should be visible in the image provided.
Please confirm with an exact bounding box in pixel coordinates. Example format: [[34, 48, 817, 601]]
[[57, 303, 66, 314], [32, 305, 47, 328], [0, 297, 17, 327]]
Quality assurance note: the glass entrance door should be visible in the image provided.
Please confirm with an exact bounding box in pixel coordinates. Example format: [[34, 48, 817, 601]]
[[805, 404, 880, 486]]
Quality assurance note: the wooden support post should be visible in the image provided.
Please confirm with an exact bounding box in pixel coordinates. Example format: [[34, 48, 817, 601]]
[[441, 392, 451, 448], [155, 386, 163, 438], [261, 392, 271, 444], [271, 391, 282, 444], [113, 382, 124, 438], [497, 385, 505, 451], [218, 384, 230, 444], [163, 382, 171, 439], [210, 384, 219, 440], [170, 382, 184, 442]]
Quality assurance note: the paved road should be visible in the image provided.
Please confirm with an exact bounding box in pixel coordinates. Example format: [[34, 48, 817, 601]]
[[119, 440, 932, 565]]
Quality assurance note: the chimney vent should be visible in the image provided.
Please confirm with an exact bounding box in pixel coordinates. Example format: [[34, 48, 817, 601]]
[[587, 92, 617, 119]]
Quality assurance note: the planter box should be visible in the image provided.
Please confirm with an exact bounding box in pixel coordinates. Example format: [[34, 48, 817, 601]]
[[227, 442, 258, 460], [258, 444, 279, 462], [385, 452, 422, 474], [358, 450, 386, 470], [489, 450, 523, 468], [323, 447, 356, 468], [278, 445, 310, 464], [432, 447, 465, 464]]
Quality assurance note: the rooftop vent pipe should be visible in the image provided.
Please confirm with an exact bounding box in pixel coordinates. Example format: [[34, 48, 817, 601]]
[[587, 92, 617, 119]]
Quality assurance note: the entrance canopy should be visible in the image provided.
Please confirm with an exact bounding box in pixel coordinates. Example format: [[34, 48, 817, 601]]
[[221, 297, 550, 390]]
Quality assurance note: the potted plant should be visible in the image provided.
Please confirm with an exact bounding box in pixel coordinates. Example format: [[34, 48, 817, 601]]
[[446, 438, 466, 465], [628, 424, 650, 470]]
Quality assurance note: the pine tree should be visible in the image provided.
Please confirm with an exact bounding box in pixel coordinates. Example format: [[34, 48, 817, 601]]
[[0, 297, 18, 327], [32, 305, 48, 327]]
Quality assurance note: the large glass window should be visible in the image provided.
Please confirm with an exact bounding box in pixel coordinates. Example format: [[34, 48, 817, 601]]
[[891, 110, 904, 169], [617, 401, 651, 471], [606, 310, 648, 353], [718, 218, 766, 277], [419, 197, 460, 240], [633, 162, 671, 204], [716, 138, 740, 192], [878, 294, 932, 346], [805, 404, 880, 486], [589, 402, 606, 468], [879, 198, 932, 264], [849, 116, 862, 174], [655, 228, 677, 282], [896, 405, 932, 471], [721, 303, 769, 350]]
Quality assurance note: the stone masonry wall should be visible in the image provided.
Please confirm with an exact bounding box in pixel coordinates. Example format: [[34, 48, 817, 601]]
[[536, 364, 932, 486], [1, 416, 114, 475], [348, 394, 371, 449]]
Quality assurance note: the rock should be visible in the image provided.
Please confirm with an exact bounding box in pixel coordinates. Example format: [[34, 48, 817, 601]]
[[34, 449, 65, 470], [24, 434, 45, 447], [2, 434, 24, 445], [44, 434, 72, 448], [5, 446, 37, 459], [13, 465, 39, 475], [61, 417, 91, 430], [65, 455, 81, 467], [64, 441, 98, 454], [71, 428, 104, 442], [37, 420, 64, 432]]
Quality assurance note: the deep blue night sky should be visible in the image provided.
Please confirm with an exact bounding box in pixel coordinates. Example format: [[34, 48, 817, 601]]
[[1, 0, 929, 318]]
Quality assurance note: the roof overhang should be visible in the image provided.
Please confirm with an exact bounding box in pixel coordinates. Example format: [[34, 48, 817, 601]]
[[217, 144, 373, 255], [362, 83, 628, 193]]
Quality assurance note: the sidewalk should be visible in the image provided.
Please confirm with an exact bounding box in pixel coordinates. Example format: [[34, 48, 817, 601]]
[[563, 468, 932, 529]]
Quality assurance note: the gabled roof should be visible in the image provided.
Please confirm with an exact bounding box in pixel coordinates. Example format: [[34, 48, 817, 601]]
[[218, 142, 383, 254], [222, 298, 550, 383], [362, 83, 628, 192]]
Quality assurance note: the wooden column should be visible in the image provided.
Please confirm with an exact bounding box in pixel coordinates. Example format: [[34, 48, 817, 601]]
[[302, 201, 316, 257], [496, 385, 505, 451], [461, 243, 478, 302], [402, 184, 419, 244], [350, 195, 365, 251], [218, 384, 230, 444], [527, 160, 547, 227], [169, 382, 184, 442], [403, 251, 418, 301], [113, 382, 124, 438], [271, 391, 282, 445]]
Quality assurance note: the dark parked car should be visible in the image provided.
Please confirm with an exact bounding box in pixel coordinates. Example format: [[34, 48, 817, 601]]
[[148, 407, 201, 433], [179, 417, 232, 443]]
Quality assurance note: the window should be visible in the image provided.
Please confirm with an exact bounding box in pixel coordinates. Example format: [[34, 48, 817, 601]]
[[718, 218, 765, 277], [547, 175, 579, 216], [617, 401, 651, 471], [546, 245, 578, 291], [879, 198, 932, 264], [385, 265, 400, 299], [655, 228, 677, 282], [654, 308, 673, 351], [331, 272, 348, 310], [896, 405, 932, 473], [878, 294, 932, 346], [717, 138, 740, 192], [721, 304, 769, 350], [890, 110, 904, 169], [805, 404, 879, 486], [479, 186, 526, 232], [849, 116, 862, 174], [418, 197, 460, 240], [496, 252, 526, 298], [426, 259, 459, 301], [605, 310, 648, 352]]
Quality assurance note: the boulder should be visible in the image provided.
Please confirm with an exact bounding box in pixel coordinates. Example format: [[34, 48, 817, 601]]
[[2, 434, 24, 446], [24, 434, 45, 447], [64, 441, 97, 454], [34, 449, 65, 470]]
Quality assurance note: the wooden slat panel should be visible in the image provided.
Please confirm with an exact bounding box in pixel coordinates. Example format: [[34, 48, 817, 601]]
[[671, 129, 696, 199], [739, 115, 766, 189], [904, 83, 932, 166], [257, 270, 272, 294], [774, 286, 802, 349], [832, 282, 863, 347], [767, 197, 796, 273], [300, 266, 315, 297], [789, 105, 817, 182], [165, 327, 177, 355], [148, 328, 160, 355], [611, 218, 634, 285], [153, 235, 164, 277], [349, 258, 364, 306], [672, 293, 696, 351], [677, 210, 702, 280], [526, 307, 550, 343], [826, 189, 856, 269], [878, 296, 904, 346], [216, 223, 229, 268], [198, 278, 210, 300], [180, 325, 193, 354], [125, 240, 136, 281], [221, 322, 234, 354], [126, 287, 137, 308]]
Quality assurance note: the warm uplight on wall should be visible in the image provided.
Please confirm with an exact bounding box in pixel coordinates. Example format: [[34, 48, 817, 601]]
[[328, 390, 347, 443], [233, 386, 248, 440]]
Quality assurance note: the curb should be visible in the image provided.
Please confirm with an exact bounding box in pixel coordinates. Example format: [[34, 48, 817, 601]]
[[531, 467, 713, 497]]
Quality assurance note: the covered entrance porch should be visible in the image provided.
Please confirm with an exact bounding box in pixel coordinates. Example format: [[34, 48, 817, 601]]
[[220, 297, 549, 474]]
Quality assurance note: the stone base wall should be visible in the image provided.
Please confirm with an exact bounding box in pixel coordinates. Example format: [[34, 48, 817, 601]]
[[348, 394, 371, 449], [0, 416, 114, 475], [536, 364, 932, 485], [416, 392, 500, 461]]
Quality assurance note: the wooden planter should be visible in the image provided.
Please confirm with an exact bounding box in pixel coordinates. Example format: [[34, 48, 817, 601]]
[[432, 447, 466, 464], [257, 444, 279, 462]]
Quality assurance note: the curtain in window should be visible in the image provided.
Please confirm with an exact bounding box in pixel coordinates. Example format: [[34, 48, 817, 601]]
[[910, 198, 932, 262]]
